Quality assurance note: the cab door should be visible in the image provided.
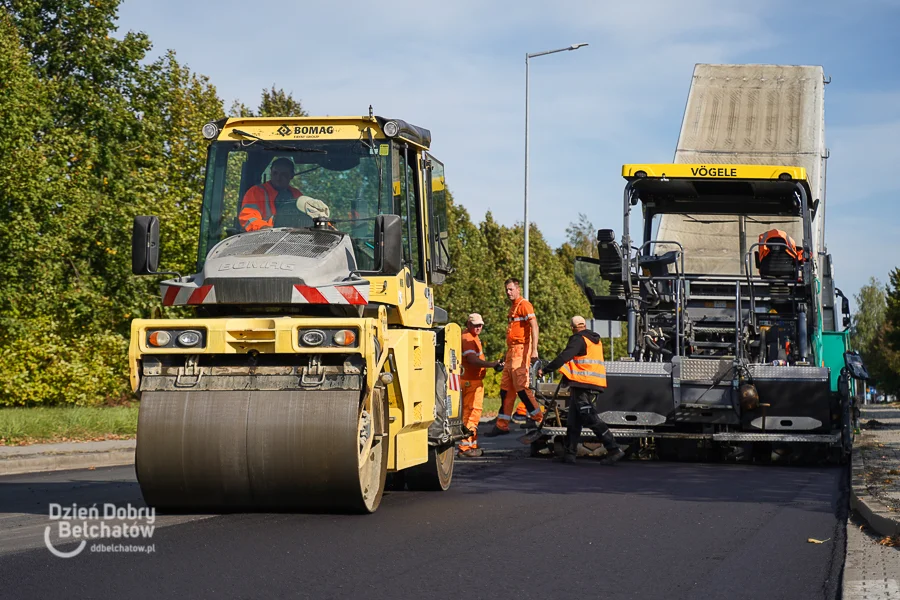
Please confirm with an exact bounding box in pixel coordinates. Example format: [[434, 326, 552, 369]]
[[425, 154, 451, 285]]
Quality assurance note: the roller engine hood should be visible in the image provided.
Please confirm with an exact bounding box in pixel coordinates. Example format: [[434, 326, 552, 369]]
[[159, 228, 369, 306]]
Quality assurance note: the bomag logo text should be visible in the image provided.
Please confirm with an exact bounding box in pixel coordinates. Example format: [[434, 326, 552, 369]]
[[219, 260, 295, 271], [277, 125, 336, 137]]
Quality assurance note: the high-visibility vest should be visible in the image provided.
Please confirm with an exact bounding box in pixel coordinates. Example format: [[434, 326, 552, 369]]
[[239, 182, 302, 230], [559, 336, 607, 388], [758, 229, 804, 262]]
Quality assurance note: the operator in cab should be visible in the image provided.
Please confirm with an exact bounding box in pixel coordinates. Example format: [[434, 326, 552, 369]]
[[538, 316, 624, 465], [238, 157, 329, 231]]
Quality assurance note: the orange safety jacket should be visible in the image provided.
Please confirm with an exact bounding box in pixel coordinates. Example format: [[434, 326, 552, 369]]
[[506, 297, 536, 346], [239, 182, 302, 231], [758, 229, 804, 263], [558, 336, 607, 388], [461, 331, 487, 381]]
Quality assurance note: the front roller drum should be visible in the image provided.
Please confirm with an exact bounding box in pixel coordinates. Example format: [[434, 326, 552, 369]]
[[135, 389, 388, 513]]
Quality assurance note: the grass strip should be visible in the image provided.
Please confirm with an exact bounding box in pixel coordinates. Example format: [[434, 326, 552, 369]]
[[483, 397, 501, 417], [0, 406, 139, 446]]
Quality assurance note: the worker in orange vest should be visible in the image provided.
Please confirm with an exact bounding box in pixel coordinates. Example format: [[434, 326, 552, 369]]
[[238, 157, 330, 231], [539, 315, 624, 465], [486, 278, 544, 436], [457, 313, 502, 458]]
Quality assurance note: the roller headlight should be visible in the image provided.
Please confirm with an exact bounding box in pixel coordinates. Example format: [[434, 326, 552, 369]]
[[383, 120, 400, 137], [177, 330, 202, 347], [146, 328, 205, 349], [201, 122, 219, 140], [300, 330, 327, 346], [333, 330, 357, 346], [148, 331, 171, 347]]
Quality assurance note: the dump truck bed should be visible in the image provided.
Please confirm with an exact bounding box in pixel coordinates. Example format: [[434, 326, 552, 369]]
[[658, 64, 827, 275]]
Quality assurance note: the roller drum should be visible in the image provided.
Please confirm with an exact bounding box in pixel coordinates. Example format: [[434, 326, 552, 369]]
[[135, 389, 387, 513]]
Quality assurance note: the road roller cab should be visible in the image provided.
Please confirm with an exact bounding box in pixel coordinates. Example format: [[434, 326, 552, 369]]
[[129, 115, 464, 513]]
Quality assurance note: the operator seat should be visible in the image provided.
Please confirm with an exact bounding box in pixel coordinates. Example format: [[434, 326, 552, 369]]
[[756, 230, 802, 279], [755, 230, 805, 306], [596, 229, 624, 294]]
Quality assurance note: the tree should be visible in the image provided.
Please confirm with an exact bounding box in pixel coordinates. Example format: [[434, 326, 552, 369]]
[[558, 213, 609, 297], [0, 3, 226, 405], [885, 268, 900, 351], [228, 85, 307, 118], [564, 213, 599, 258], [0, 10, 127, 405], [258, 85, 307, 117], [852, 277, 887, 358], [853, 271, 900, 397], [873, 269, 900, 396], [6, 0, 153, 177]]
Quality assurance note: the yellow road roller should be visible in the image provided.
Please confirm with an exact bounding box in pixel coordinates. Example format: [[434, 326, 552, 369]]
[[129, 114, 465, 513]]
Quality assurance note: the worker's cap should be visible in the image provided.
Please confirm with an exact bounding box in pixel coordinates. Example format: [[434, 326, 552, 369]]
[[467, 313, 485, 325], [571, 315, 586, 328]]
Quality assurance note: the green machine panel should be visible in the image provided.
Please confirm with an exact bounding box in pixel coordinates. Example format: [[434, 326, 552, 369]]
[[822, 331, 850, 392]]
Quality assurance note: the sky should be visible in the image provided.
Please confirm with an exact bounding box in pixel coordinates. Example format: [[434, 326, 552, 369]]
[[115, 0, 900, 305]]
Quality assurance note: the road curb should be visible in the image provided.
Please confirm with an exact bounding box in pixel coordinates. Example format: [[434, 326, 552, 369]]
[[0, 441, 135, 477], [849, 440, 900, 538]]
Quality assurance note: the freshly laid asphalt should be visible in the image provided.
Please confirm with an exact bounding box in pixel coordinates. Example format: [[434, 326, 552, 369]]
[[0, 436, 848, 600]]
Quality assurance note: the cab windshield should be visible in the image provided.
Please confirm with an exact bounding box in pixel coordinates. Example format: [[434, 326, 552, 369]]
[[197, 138, 392, 271]]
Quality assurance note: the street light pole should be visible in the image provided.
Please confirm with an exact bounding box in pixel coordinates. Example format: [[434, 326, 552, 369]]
[[523, 43, 588, 300]]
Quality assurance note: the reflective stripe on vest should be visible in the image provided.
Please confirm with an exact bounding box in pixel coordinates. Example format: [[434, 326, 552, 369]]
[[261, 183, 275, 220], [559, 337, 607, 388]]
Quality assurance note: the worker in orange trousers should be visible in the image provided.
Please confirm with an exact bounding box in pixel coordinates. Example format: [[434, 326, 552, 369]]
[[486, 278, 543, 436], [458, 313, 501, 457]]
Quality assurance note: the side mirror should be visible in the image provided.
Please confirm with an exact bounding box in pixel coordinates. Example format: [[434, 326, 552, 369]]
[[843, 315, 852, 328], [844, 351, 870, 381], [375, 214, 403, 275], [132, 216, 160, 275], [842, 296, 850, 316]]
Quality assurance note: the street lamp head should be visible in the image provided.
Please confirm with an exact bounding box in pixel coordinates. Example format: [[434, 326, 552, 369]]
[[569, 43, 589, 50]]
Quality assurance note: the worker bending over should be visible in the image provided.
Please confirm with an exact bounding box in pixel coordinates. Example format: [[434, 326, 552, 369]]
[[539, 316, 624, 465]]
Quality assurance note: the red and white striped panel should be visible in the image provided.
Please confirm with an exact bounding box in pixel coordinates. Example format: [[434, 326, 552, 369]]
[[292, 284, 369, 305], [447, 372, 461, 392], [161, 284, 216, 306]]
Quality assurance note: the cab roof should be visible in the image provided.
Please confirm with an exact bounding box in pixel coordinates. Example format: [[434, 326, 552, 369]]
[[212, 116, 431, 148], [621, 163, 813, 217], [622, 163, 808, 181]]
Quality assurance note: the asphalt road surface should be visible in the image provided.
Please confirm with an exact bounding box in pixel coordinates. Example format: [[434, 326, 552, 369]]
[[0, 437, 848, 600]]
